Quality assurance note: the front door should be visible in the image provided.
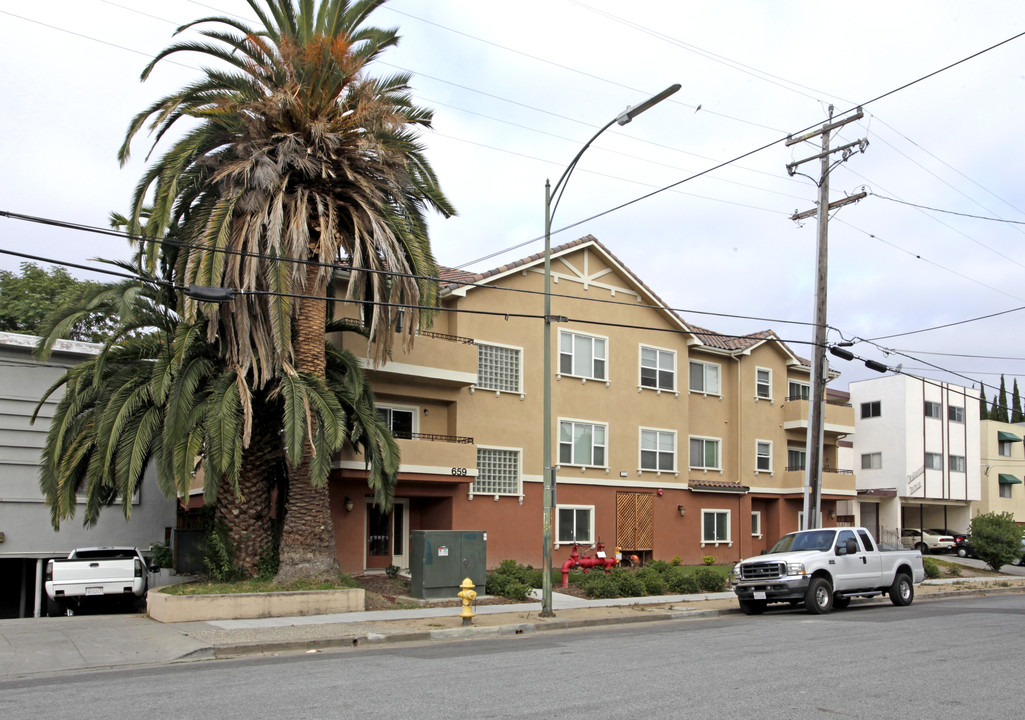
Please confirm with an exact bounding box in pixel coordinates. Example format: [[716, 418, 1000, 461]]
[[365, 498, 410, 570]]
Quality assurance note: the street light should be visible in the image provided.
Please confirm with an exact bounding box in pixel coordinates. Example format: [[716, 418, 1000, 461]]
[[540, 84, 680, 617]]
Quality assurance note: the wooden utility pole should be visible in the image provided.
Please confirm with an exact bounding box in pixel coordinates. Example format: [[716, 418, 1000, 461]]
[[786, 106, 868, 530]]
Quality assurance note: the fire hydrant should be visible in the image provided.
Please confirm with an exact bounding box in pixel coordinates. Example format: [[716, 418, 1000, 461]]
[[457, 577, 477, 625]]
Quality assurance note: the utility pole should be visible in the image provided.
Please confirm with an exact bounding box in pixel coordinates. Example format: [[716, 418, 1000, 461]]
[[786, 106, 868, 530]]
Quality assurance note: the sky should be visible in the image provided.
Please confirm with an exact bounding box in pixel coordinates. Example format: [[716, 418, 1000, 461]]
[[3, 0, 1025, 400]]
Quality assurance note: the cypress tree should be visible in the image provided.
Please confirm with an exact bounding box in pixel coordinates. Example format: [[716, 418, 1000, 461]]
[[980, 386, 989, 420], [997, 375, 1010, 423], [1013, 379, 1024, 423]]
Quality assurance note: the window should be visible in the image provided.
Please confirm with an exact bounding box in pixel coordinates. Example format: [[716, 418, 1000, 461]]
[[835, 529, 858, 554], [556, 505, 594, 544], [477, 342, 521, 393], [861, 401, 881, 419], [861, 452, 882, 470], [473, 448, 521, 495], [751, 511, 762, 537], [788, 380, 810, 401], [378, 406, 414, 439], [559, 330, 606, 381], [756, 441, 772, 472], [559, 420, 607, 467], [925, 452, 943, 471], [949, 454, 966, 472], [689, 436, 721, 470], [689, 360, 721, 395], [756, 368, 772, 399], [640, 428, 676, 472], [702, 510, 730, 544], [1000, 440, 1014, 458], [1001, 483, 1013, 499], [948, 405, 965, 423], [787, 447, 807, 471], [924, 401, 942, 419], [640, 346, 675, 391], [857, 530, 875, 552]]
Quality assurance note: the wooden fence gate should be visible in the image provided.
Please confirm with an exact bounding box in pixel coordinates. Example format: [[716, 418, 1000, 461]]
[[616, 492, 654, 553]]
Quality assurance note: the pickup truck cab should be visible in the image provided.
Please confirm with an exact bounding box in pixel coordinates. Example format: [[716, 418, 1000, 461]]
[[45, 546, 155, 616], [732, 527, 925, 615]]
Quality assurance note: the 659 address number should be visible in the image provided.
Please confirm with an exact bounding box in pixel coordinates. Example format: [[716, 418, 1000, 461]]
[[451, 467, 467, 476]]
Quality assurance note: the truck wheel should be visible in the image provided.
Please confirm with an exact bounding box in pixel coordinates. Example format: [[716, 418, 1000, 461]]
[[956, 547, 967, 558], [889, 573, 914, 606], [46, 597, 65, 617], [915, 542, 928, 554], [832, 594, 851, 609], [739, 598, 766, 615], [805, 577, 833, 614]]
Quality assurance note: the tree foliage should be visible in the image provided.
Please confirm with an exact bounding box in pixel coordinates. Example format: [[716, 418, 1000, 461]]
[[0, 263, 117, 342], [996, 375, 1010, 423], [968, 511, 1024, 572], [1012, 379, 1023, 423], [979, 385, 989, 421]]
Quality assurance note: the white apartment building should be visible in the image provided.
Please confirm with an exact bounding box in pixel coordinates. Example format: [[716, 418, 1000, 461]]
[[849, 374, 980, 543]]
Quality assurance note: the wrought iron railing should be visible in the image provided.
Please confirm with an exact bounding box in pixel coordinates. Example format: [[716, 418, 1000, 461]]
[[393, 432, 474, 444], [785, 394, 852, 408]]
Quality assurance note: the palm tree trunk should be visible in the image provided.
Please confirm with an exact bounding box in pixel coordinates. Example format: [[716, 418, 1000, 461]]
[[276, 261, 338, 582]]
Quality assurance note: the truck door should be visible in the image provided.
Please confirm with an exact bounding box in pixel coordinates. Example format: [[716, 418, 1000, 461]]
[[832, 529, 878, 591]]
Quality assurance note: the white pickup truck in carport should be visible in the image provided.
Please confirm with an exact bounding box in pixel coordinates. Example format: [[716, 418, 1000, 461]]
[[44, 546, 154, 616], [732, 527, 925, 615]]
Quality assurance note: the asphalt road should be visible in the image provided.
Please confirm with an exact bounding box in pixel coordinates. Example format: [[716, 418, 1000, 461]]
[[5, 592, 1023, 719]]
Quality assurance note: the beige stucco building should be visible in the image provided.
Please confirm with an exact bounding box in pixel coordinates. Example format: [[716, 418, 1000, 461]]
[[978, 419, 1025, 522], [325, 237, 855, 573]]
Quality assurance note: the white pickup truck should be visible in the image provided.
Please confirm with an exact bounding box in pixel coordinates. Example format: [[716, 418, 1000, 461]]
[[45, 546, 154, 616], [732, 527, 925, 615]]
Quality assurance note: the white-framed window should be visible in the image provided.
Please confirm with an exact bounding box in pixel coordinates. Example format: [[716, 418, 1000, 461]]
[[751, 511, 762, 538], [861, 452, 882, 470], [473, 447, 521, 495], [378, 405, 416, 439], [948, 405, 965, 423], [787, 447, 807, 471], [640, 428, 676, 472], [949, 454, 966, 472], [689, 436, 721, 471], [1000, 440, 1014, 458], [688, 360, 721, 395], [924, 401, 942, 419], [861, 401, 881, 418], [556, 505, 594, 544], [788, 380, 810, 401], [476, 342, 522, 393], [702, 509, 731, 544], [755, 367, 772, 400], [640, 345, 675, 391], [1000, 483, 1013, 499], [559, 419, 607, 468], [756, 440, 772, 473], [925, 452, 943, 470], [559, 330, 607, 381]]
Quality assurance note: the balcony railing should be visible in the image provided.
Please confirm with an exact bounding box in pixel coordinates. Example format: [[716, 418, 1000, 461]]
[[786, 466, 854, 474], [393, 432, 474, 444], [333, 318, 475, 345], [786, 394, 853, 408]]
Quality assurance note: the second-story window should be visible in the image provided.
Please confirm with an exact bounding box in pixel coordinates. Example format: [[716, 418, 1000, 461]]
[[948, 405, 965, 423], [689, 436, 721, 470], [861, 452, 882, 470], [559, 420, 607, 467], [925, 452, 943, 470], [477, 342, 521, 393], [474, 447, 521, 495], [787, 447, 807, 471], [756, 368, 771, 399], [1000, 440, 1014, 457], [788, 380, 810, 400], [560, 330, 607, 381], [756, 441, 772, 472], [861, 401, 881, 419], [640, 428, 676, 472], [378, 406, 415, 439], [949, 454, 966, 472], [924, 401, 942, 419], [640, 346, 675, 391], [689, 360, 721, 395]]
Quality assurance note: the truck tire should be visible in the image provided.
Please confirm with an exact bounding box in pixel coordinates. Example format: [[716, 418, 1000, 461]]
[[832, 594, 851, 609], [805, 577, 833, 614], [889, 573, 914, 606], [46, 597, 65, 617], [915, 542, 928, 554], [738, 598, 766, 615]]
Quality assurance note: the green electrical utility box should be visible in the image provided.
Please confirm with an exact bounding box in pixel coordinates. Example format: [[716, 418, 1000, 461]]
[[410, 530, 486, 599]]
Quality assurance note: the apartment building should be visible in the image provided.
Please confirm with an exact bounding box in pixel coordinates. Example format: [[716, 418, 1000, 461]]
[[849, 374, 980, 542], [978, 418, 1025, 522], [327, 236, 855, 574]]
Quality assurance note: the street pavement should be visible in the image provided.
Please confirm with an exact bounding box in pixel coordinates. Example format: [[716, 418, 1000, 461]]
[[2, 576, 1023, 681]]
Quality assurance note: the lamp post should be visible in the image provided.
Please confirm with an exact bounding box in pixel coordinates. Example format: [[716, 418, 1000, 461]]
[[540, 84, 680, 617]]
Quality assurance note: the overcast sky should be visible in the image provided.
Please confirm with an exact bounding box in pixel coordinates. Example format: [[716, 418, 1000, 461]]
[[3, 1, 1025, 399]]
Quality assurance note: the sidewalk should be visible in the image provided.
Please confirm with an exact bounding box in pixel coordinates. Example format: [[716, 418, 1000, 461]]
[[2, 579, 1023, 681]]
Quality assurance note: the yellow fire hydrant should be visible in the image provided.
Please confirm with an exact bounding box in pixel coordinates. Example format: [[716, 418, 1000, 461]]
[[457, 577, 477, 626]]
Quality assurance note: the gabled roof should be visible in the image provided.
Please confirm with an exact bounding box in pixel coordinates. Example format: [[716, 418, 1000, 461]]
[[439, 235, 810, 367]]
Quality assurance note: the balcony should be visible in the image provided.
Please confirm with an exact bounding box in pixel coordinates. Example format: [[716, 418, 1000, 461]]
[[328, 326, 477, 388], [783, 465, 857, 494], [783, 397, 855, 434], [338, 432, 477, 480]]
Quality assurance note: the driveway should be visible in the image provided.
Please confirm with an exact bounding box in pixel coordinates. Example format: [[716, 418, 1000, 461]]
[[940, 553, 1025, 576]]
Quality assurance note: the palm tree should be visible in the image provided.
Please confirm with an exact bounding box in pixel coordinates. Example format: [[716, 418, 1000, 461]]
[[118, 0, 453, 579]]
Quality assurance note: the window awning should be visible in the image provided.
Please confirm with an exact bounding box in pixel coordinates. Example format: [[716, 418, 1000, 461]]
[[998, 431, 1022, 443], [998, 473, 1023, 485]]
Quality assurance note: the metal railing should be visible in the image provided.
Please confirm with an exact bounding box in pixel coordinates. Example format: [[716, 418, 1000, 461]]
[[785, 394, 852, 408], [393, 432, 474, 444]]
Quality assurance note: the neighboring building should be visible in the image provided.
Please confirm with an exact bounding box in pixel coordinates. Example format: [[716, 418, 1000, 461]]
[[849, 374, 981, 543], [0, 332, 176, 618], [327, 236, 855, 574], [978, 418, 1025, 523]]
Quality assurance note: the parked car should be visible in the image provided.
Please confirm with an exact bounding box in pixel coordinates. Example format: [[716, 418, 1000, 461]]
[[954, 537, 975, 558], [936, 529, 967, 544], [45, 546, 155, 616], [901, 528, 956, 554]]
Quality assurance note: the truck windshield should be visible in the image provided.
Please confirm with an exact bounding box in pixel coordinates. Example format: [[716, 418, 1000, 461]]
[[768, 530, 836, 553]]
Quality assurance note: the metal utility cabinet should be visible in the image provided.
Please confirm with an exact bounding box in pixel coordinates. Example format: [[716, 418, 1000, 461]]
[[410, 530, 486, 599]]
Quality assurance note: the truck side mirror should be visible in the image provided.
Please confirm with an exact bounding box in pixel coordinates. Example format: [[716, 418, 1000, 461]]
[[845, 538, 858, 555]]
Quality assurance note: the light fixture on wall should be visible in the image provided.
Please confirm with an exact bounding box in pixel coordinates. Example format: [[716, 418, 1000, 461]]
[[344, 497, 354, 513], [677, 505, 686, 517], [828, 509, 836, 520]]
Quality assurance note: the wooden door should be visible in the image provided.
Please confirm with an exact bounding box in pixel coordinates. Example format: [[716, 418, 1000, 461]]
[[616, 492, 654, 551]]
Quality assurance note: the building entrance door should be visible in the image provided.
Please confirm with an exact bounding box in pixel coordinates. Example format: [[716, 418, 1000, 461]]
[[365, 498, 410, 570]]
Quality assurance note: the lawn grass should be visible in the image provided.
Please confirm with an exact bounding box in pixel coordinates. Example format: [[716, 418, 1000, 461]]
[[160, 574, 359, 596]]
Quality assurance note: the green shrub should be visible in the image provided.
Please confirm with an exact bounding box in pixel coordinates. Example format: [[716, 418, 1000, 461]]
[[702, 555, 717, 566], [385, 564, 399, 579], [636, 567, 667, 595], [694, 567, 726, 592], [148, 542, 173, 569], [581, 573, 619, 599], [201, 525, 242, 582], [610, 568, 646, 597], [665, 568, 699, 594], [670, 556, 682, 566], [647, 559, 672, 576], [487, 560, 537, 600], [969, 512, 1025, 572], [922, 557, 942, 579], [947, 563, 962, 577]]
